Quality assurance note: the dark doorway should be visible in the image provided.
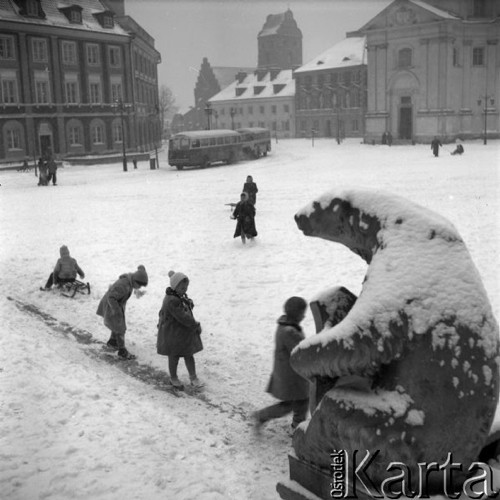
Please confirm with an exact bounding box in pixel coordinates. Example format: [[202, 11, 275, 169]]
[[399, 105, 413, 140], [40, 134, 52, 158]]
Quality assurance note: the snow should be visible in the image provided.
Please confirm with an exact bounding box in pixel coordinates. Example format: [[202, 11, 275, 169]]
[[0, 138, 499, 499]]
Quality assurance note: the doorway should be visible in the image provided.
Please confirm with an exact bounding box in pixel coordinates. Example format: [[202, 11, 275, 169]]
[[399, 96, 413, 140], [40, 135, 52, 158]]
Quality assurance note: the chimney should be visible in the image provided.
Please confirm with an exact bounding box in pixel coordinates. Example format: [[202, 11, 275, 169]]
[[101, 0, 125, 16]]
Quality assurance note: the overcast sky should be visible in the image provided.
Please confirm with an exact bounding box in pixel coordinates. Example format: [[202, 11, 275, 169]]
[[125, 0, 392, 111]]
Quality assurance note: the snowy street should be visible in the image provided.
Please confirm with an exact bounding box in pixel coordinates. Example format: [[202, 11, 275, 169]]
[[0, 139, 499, 500]]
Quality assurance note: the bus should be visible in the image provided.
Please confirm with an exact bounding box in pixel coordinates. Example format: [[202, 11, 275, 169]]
[[236, 127, 272, 159], [168, 129, 241, 170]]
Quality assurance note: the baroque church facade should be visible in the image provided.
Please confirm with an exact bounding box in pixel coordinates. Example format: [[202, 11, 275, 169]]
[[355, 0, 499, 143]]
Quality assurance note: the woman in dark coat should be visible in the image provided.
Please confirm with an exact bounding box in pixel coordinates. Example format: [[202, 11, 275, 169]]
[[96, 265, 148, 360], [157, 270, 203, 389], [232, 192, 258, 244], [431, 136, 442, 157], [242, 175, 258, 205], [253, 297, 310, 432]]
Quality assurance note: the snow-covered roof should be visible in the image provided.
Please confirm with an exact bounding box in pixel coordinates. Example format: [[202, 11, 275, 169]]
[[212, 67, 255, 91], [209, 69, 295, 103], [294, 37, 366, 74], [0, 0, 129, 36], [408, 0, 460, 20]]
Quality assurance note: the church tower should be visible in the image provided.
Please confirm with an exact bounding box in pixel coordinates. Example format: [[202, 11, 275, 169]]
[[258, 9, 302, 70]]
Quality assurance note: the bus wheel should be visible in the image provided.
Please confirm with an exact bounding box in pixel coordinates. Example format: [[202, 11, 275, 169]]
[[263, 150, 268, 157], [227, 153, 234, 165], [201, 157, 210, 168], [176, 166, 184, 170], [254, 147, 260, 158]]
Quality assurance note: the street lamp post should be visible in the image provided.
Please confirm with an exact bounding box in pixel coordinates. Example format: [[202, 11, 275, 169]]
[[204, 102, 213, 130], [148, 105, 160, 169], [477, 96, 495, 145], [114, 98, 133, 171], [230, 107, 236, 130]]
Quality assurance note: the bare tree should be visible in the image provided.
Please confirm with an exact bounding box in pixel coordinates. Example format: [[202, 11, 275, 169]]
[[158, 85, 178, 138]]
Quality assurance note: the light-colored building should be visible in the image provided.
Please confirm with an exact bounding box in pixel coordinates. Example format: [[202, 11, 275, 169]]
[[208, 69, 295, 138], [0, 0, 160, 163], [294, 36, 367, 140], [355, 0, 499, 143]]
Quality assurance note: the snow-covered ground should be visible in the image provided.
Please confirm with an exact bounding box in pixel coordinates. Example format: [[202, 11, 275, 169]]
[[0, 138, 499, 500]]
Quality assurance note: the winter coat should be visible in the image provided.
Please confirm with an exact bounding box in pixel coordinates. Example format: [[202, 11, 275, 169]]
[[233, 200, 257, 238], [431, 139, 442, 155], [48, 159, 57, 174], [157, 287, 203, 357], [266, 315, 309, 401], [54, 246, 84, 280], [96, 273, 134, 334], [243, 181, 258, 204]]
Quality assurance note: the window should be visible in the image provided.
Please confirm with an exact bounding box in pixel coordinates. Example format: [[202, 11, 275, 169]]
[[472, 47, 484, 66], [32, 38, 48, 62], [284, 104, 289, 113], [271, 105, 277, 114], [113, 122, 123, 142], [62, 41, 77, 65], [26, 0, 39, 16], [398, 48, 412, 68], [220, 108, 225, 116], [352, 119, 359, 132], [86, 44, 100, 65], [34, 71, 50, 103], [260, 105, 265, 114], [248, 105, 253, 115], [89, 82, 101, 103], [272, 121, 277, 131], [102, 15, 114, 28], [258, 121, 265, 128], [282, 120, 290, 131], [111, 81, 122, 103], [92, 124, 104, 144], [248, 121, 254, 127], [453, 47, 459, 67], [64, 74, 79, 103], [70, 10, 81, 23], [473, 0, 486, 17], [7, 127, 21, 150], [68, 125, 81, 145], [108, 46, 121, 67], [0, 36, 15, 60], [1, 72, 18, 103]]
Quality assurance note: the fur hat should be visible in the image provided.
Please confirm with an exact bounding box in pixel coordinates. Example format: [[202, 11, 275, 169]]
[[132, 265, 148, 286], [284, 296, 307, 321], [60, 245, 70, 257], [169, 270, 188, 290]]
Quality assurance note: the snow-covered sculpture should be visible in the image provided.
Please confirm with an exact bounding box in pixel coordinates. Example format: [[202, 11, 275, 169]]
[[291, 189, 499, 493]]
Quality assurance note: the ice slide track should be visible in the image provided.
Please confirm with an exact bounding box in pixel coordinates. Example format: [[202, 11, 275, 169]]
[[7, 295, 250, 421]]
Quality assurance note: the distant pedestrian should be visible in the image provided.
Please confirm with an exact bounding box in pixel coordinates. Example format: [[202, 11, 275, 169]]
[[387, 132, 393, 146], [381, 132, 387, 145], [96, 265, 148, 360], [38, 157, 48, 186], [41, 245, 85, 291], [431, 137, 442, 157], [47, 157, 58, 185], [157, 270, 203, 389], [232, 192, 257, 244], [243, 175, 258, 205], [451, 143, 465, 156], [253, 296, 310, 434]]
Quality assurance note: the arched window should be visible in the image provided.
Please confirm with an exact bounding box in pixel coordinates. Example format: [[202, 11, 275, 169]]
[[89, 119, 106, 150], [66, 119, 83, 147], [3, 120, 25, 157], [398, 48, 412, 68]]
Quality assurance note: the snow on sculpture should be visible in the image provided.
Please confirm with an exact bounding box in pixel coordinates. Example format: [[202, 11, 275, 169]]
[[291, 189, 500, 493]]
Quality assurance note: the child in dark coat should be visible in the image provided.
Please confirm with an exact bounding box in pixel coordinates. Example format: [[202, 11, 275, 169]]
[[157, 270, 203, 389], [253, 296, 310, 432], [41, 245, 85, 290], [96, 265, 148, 360], [232, 192, 258, 244]]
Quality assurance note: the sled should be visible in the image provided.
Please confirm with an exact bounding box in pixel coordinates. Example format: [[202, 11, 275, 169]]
[[59, 279, 91, 298]]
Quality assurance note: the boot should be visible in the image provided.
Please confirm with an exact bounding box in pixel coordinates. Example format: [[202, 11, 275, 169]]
[[117, 348, 136, 360]]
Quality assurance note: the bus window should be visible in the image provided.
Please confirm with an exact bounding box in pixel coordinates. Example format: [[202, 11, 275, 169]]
[[224, 137, 231, 144], [217, 137, 224, 145], [191, 139, 200, 148], [173, 138, 189, 150], [201, 138, 209, 147], [210, 138, 216, 146], [232, 136, 239, 144]]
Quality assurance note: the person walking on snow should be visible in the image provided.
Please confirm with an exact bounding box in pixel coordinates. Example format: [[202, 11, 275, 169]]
[[232, 192, 257, 244], [253, 296, 310, 433], [243, 175, 258, 205], [41, 245, 85, 290], [157, 270, 203, 389], [47, 156, 58, 185], [96, 265, 148, 360], [431, 136, 442, 157]]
